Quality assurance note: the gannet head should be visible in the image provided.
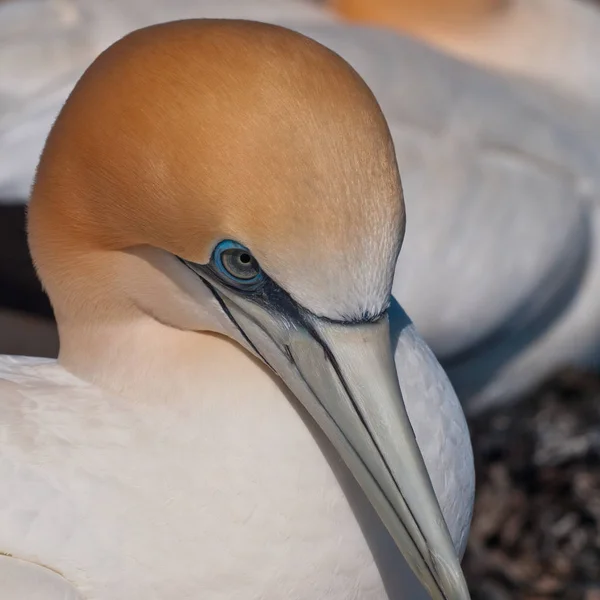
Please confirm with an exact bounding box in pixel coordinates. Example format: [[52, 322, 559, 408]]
[[28, 20, 469, 600]]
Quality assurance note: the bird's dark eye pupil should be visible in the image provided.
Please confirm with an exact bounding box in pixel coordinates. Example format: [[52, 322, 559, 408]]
[[239, 253, 251, 265]]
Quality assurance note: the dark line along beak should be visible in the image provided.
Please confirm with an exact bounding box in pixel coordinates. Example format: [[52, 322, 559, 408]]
[[204, 279, 471, 600]]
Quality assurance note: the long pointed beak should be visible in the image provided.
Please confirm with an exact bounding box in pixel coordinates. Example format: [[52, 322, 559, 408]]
[[212, 289, 471, 600]]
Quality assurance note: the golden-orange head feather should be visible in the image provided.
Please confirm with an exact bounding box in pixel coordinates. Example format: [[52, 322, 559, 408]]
[[29, 19, 403, 320]]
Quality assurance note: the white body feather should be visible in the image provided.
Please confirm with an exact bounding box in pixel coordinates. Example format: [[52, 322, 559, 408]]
[[0, 313, 473, 599]]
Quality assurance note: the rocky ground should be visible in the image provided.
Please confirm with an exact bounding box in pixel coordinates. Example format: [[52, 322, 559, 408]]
[[464, 370, 600, 599]]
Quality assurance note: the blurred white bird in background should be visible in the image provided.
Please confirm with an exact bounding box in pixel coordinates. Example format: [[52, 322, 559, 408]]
[[328, 0, 600, 107]]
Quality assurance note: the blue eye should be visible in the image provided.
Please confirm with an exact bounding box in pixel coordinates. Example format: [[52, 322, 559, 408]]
[[213, 240, 263, 287]]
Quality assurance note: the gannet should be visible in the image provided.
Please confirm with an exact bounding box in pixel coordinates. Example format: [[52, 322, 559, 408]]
[[0, 20, 474, 600], [328, 0, 600, 106]]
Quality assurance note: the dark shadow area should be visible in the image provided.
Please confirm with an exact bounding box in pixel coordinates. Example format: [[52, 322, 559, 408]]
[[0, 203, 54, 318], [0, 203, 58, 357]]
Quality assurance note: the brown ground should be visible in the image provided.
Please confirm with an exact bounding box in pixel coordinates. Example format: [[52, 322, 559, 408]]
[[464, 370, 600, 599]]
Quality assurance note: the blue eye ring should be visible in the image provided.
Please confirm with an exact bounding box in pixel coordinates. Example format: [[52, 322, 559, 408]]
[[212, 240, 264, 288]]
